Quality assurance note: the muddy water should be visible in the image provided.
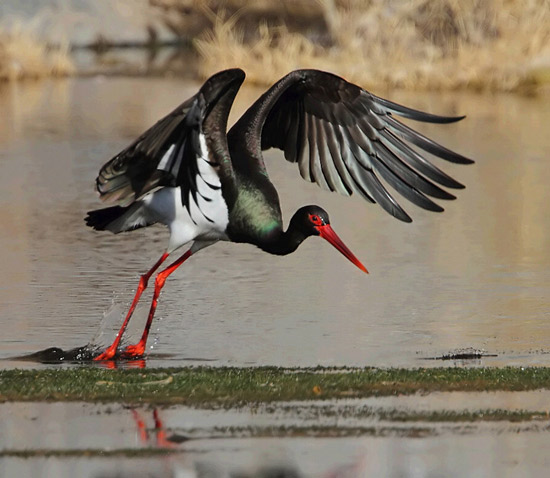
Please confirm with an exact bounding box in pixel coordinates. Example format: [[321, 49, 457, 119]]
[[1, 77, 550, 367]]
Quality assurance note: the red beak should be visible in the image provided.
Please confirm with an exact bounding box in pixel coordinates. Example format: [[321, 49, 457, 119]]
[[316, 225, 368, 274]]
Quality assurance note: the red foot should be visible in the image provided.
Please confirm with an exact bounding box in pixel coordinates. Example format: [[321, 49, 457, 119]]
[[94, 344, 118, 361], [121, 342, 146, 359]]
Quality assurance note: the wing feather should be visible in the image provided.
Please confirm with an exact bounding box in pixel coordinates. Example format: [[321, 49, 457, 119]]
[[95, 96, 199, 206], [284, 101, 300, 163], [384, 115, 473, 165], [95, 68, 244, 217], [374, 147, 444, 212], [353, 125, 456, 200], [297, 105, 311, 181], [333, 125, 374, 203], [340, 125, 411, 221], [378, 128, 465, 189], [316, 117, 349, 195], [246, 69, 473, 222], [322, 120, 353, 195], [308, 114, 331, 190]]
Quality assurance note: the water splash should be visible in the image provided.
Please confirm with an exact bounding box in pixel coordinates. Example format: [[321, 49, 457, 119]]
[[89, 300, 123, 348]]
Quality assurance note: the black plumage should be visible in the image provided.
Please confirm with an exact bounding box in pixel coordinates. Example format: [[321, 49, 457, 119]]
[[238, 69, 472, 223]]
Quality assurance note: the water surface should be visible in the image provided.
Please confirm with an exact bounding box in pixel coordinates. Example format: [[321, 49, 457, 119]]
[[1, 77, 550, 367], [2, 394, 550, 477]]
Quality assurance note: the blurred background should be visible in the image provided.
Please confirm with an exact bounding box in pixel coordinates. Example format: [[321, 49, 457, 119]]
[[1, 0, 549, 92]]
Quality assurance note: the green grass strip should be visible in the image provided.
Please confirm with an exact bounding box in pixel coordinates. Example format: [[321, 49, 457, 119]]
[[0, 448, 179, 458], [1, 366, 550, 405]]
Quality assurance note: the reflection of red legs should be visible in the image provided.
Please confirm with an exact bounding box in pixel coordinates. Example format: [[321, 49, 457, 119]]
[[97, 359, 145, 370], [131, 409, 174, 448], [153, 409, 173, 447], [131, 409, 149, 442], [94, 252, 169, 361], [122, 249, 192, 359]]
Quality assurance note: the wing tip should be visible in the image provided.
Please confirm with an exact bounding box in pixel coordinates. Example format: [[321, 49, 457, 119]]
[[449, 154, 475, 165], [394, 208, 413, 223], [446, 179, 466, 189], [373, 94, 469, 124], [438, 114, 466, 124]]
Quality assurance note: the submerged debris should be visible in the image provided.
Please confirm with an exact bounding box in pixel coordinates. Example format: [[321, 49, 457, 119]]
[[424, 348, 498, 361]]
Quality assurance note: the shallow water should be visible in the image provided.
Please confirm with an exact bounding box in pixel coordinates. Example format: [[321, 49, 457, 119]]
[[1, 77, 550, 367], [5, 434, 548, 478], [2, 392, 550, 477]]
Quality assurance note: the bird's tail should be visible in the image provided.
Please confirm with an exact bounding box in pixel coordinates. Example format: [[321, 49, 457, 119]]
[[85, 203, 154, 233]]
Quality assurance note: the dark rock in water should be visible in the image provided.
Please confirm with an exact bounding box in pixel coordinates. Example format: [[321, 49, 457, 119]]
[[439, 351, 485, 360], [166, 433, 190, 444], [230, 466, 303, 478], [13, 345, 98, 363], [423, 348, 498, 361]]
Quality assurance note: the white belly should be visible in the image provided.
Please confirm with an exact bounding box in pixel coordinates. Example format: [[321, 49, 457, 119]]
[[143, 186, 229, 253]]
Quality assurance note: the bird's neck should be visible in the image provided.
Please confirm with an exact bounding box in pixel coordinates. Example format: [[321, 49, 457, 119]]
[[258, 225, 307, 256]]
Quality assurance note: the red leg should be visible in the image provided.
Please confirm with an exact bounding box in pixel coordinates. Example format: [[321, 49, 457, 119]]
[[122, 249, 192, 359], [94, 252, 169, 361]]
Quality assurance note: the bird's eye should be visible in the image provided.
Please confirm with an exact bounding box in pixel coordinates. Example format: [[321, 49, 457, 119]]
[[309, 214, 323, 226]]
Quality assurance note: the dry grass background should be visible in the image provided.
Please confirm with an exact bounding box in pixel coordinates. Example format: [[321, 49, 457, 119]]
[[1, 0, 549, 92], [194, 0, 550, 93], [0, 25, 74, 81]]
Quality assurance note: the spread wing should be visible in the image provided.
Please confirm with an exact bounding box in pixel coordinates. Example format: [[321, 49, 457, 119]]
[[95, 95, 209, 212], [95, 68, 245, 225], [257, 69, 473, 222]]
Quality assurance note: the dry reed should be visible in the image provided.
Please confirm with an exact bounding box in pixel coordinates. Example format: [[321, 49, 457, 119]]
[[0, 26, 74, 81], [195, 0, 550, 93]]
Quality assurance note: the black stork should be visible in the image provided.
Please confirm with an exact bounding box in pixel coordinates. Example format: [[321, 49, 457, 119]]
[[86, 68, 472, 361]]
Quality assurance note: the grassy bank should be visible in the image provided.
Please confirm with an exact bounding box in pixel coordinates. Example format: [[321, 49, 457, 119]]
[[2, 367, 550, 405]]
